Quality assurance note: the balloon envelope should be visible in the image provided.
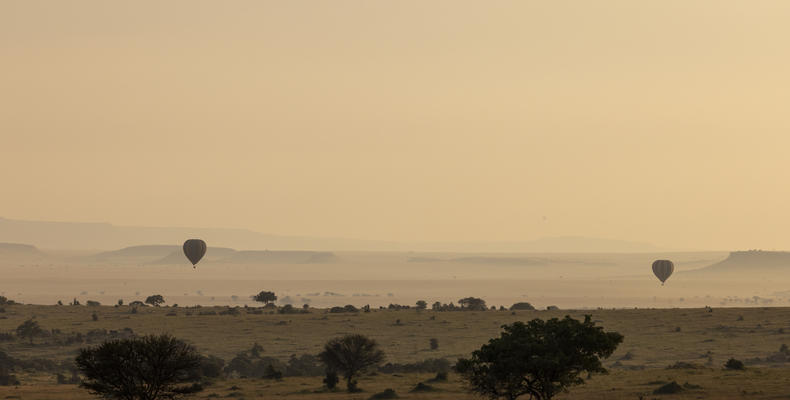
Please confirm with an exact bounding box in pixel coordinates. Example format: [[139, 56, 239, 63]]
[[183, 239, 207, 267], [652, 259, 674, 285]]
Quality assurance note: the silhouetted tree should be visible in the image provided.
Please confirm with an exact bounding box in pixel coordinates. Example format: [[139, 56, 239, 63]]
[[252, 291, 277, 305], [16, 318, 44, 344], [458, 297, 487, 311], [509, 302, 536, 311], [456, 316, 623, 400], [76, 334, 203, 400], [145, 295, 165, 307], [416, 300, 427, 310], [319, 334, 384, 392]]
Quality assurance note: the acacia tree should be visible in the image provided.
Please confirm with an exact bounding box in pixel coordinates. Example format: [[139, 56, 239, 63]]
[[318, 334, 384, 392], [16, 318, 44, 344], [145, 295, 165, 307], [456, 315, 623, 400], [252, 291, 277, 305], [458, 297, 487, 311], [76, 334, 203, 400], [415, 300, 427, 310]]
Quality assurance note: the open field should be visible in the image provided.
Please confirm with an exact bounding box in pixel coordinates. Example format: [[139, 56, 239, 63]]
[[2, 304, 790, 399]]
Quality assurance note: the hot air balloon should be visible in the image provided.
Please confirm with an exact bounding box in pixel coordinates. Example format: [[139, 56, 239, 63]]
[[652, 259, 674, 285], [183, 239, 206, 268]]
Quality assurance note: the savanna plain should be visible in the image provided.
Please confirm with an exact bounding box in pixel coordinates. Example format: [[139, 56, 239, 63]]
[[2, 249, 790, 399]]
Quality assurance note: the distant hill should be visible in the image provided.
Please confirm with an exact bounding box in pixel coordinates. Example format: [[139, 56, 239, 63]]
[[0, 242, 44, 256], [693, 251, 790, 273], [409, 256, 551, 266], [75, 245, 334, 265], [150, 247, 238, 265], [0, 217, 669, 253], [218, 250, 336, 264]]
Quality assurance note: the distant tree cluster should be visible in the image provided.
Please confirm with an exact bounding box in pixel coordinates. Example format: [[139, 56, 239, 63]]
[[329, 305, 359, 313], [431, 297, 488, 312]]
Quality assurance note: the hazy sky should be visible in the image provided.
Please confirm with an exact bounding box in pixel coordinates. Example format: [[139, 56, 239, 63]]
[[2, 1, 790, 250]]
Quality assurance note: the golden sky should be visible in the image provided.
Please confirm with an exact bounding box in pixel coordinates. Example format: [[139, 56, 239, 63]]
[[2, 1, 790, 250]]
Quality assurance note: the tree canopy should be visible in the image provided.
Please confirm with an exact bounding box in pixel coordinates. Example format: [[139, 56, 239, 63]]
[[15, 319, 43, 344], [76, 334, 203, 400], [144, 295, 165, 307], [318, 334, 385, 392], [252, 291, 277, 305], [456, 315, 623, 400]]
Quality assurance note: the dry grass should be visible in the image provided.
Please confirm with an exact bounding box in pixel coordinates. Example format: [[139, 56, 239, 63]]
[[1, 304, 790, 398]]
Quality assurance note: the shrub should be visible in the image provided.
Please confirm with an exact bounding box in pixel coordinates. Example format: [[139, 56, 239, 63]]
[[509, 302, 535, 311], [76, 334, 203, 399], [725, 358, 745, 370], [369, 388, 398, 399], [329, 305, 358, 313], [411, 382, 436, 392], [91, 312, 98, 321], [0, 368, 19, 386], [429, 338, 439, 350], [285, 354, 323, 377], [428, 371, 448, 382], [86, 300, 100, 307], [198, 355, 225, 378], [262, 364, 283, 380], [56, 371, 80, 384], [653, 381, 683, 394], [379, 358, 450, 374], [323, 370, 339, 389]]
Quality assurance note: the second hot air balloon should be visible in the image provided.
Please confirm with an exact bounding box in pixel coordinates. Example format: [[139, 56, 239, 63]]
[[652, 259, 674, 285], [183, 239, 207, 268]]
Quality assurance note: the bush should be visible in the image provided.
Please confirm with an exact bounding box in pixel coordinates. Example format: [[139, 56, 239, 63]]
[[653, 381, 683, 394], [76, 334, 203, 399], [509, 302, 535, 311], [667, 361, 702, 369], [369, 388, 398, 399], [86, 300, 100, 307], [323, 370, 339, 389], [0, 368, 19, 386], [56, 371, 80, 384], [725, 358, 745, 370], [379, 358, 450, 374], [429, 338, 439, 350], [199, 355, 225, 378], [428, 371, 448, 382], [329, 305, 358, 313], [411, 382, 436, 392], [262, 364, 283, 380], [91, 312, 98, 321], [285, 354, 323, 377]]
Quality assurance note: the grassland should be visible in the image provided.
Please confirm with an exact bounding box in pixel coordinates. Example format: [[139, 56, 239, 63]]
[[1, 304, 790, 399]]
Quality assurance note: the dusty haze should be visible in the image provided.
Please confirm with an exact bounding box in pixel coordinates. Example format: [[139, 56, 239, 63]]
[[3, 1, 790, 250]]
